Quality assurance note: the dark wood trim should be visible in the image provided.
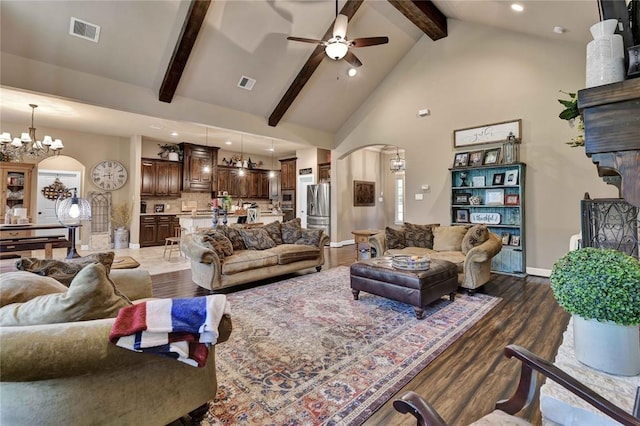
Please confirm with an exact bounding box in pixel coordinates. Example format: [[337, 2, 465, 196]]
[[387, 0, 447, 41], [159, 0, 211, 103], [268, 0, 364, 127]]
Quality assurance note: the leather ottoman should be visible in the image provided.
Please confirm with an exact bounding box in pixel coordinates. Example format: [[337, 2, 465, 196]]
[[350, 258, 458, 319]]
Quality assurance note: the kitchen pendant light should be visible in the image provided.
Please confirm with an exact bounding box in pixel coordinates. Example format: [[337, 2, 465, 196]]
[[269, 139, 276, 179], [238, 134, 245, 176]]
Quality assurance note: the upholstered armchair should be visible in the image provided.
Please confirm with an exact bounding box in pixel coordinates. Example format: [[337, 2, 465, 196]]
[[0, 269, 232, 425], [394, 345, 640, 426]]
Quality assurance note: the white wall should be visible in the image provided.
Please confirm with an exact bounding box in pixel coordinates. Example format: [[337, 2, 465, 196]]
[[334, 20, 617, 271]]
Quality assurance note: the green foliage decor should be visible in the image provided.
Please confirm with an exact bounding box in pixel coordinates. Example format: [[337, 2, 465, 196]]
[[550, 248, 640, 326], [557, 90, 584, 147]]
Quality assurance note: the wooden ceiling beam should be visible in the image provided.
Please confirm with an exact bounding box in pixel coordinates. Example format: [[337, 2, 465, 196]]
[[268, 0, 364, 127], [159, 0, 211, 103], [387, 0, 447, 41]]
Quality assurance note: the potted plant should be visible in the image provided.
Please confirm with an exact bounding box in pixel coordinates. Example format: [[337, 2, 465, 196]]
[[550, 247, 640, 375], [110, 201, 133, 249], [158, 144, 183, 161], [557, 90, 584, 147]]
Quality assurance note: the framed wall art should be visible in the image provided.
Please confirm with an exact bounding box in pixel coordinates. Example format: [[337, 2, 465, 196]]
[[485, 188, 505, 205], [353, 180, 375, 206], [453, 152, 469, 168], [456, 209, 470, 223], [483, 148, 501, 165], [492, 172, 505, 186], [453, 192, 471, 205], [505, 169, 519, 185], [468, 150, 484, 167], [505, 193, 520, 205], [453, 119, 522, 148]]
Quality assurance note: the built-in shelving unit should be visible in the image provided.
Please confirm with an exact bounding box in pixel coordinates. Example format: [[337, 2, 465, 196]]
[[450, 162, 526, 277]]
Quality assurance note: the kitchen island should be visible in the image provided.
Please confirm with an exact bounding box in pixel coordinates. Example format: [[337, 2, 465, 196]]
[[179, 212, 284, 233]]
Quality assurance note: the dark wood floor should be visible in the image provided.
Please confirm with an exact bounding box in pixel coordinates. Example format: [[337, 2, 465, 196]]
[[151, 245, 569, 426]]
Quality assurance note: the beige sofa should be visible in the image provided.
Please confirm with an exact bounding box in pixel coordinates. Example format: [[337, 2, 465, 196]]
[[0, 269, 232, 426], [369, 223, 502, 293], [181, 224, 330, 292]]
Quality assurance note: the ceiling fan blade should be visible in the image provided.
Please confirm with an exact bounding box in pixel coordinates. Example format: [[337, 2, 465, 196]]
[[287, 36, 325, 45], [333, 14, 348, 39], [343, 50, 362, 68], [350, 36, 389, 48]]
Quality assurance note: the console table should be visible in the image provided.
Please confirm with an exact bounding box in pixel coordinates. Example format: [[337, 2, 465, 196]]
[[540, 317, 639, 425]]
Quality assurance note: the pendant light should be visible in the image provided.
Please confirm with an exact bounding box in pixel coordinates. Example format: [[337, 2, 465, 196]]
[[202, 128, 211, 173], [390, 146, 405, 173], [269, 139, 276, 178], [238, 134, 245, 176]]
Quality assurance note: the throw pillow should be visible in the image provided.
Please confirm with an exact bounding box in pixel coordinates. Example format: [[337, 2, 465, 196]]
[[461, 225, 490, 255], [295, 229, 323, 246], [261, 221, 283, 245], [239, 228, 276, 250], [15, 252, 116, 286], [0, 263, 132, 326], [432, 226, 470, 252], [385, 226, 406, 249], [217, 225, 246, 251], [0, 272, 67, 308], [281, 218, 302, 244], [196, 231, 234, 261], [404, 223, 436, 249]]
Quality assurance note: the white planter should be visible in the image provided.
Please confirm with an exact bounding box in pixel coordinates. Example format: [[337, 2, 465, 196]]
[[113, 228, 129, 249], [573, 315, 640, 376], [168, 152, 179, 161], [585, 19, 625, 88]]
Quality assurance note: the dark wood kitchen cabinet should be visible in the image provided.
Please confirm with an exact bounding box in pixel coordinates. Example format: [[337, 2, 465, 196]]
[[280, 158, 297, 190], [217, 166, 273, 199], [181, 143, 218, 192], [140, 159, 181, 198], [140, 215, 178, 247]]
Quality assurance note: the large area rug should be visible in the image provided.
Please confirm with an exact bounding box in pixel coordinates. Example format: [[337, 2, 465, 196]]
[[205, 266, 501, 425]]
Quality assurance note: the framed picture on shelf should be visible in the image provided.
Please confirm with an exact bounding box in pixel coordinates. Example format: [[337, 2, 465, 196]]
[[505, 193, 520, 205], [456, 209, 470, 223], [510, 235, 521, 246], [492, 172, 505, 185], [501, 232, 511, 245], [454, 192, 471, 205], [472, 176, 486, 187], [483, 148, 501, 165], [468, 150, 484, 167], [453, 152, 469, 168], [485, 188, 505, 205], [505, 169, 519, 185], [154, 204, 165, 213]]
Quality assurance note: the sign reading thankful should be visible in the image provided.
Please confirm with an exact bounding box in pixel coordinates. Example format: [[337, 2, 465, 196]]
[[470, 212, 501, 225]]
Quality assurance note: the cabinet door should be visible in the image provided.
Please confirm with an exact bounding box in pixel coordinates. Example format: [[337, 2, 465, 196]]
[[229, 170, 248, 198], [141, 161, 156, 197], [247, 170, 259, 198], [167, 162, 182, 197], [217, 168, 230, 194], [155, 162, 170, 196], [156, 215, 173, 242], [2, 163, 34, 220], [182, 144, 213, 192], [258, 171, 270, 198], [140, 216, 157, 247], [318, 163, 330, 183], [280, 159, 297, 190]]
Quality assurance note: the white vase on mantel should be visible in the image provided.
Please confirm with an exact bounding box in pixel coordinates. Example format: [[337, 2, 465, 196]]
[[586, 19, 625, 88]]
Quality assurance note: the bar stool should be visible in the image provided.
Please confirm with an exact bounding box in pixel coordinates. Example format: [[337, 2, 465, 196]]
[[164, 227, 185, 260]]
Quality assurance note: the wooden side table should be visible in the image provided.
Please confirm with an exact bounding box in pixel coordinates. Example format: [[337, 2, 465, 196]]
[[351, 229, 382, 262]]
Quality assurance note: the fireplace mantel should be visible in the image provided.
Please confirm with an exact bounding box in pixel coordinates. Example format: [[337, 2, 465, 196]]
[[578, 79, 640, 208]]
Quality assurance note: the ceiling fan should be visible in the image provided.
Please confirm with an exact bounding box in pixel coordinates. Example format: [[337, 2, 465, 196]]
[[286, 1, 389, 68]]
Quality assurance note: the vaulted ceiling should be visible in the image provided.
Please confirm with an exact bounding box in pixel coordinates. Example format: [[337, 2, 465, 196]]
[[0, 0, 598, 155]]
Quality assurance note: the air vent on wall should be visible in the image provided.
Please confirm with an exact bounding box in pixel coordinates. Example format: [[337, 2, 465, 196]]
[[237, 76, 256, 91], [69, 17, 100, 43]]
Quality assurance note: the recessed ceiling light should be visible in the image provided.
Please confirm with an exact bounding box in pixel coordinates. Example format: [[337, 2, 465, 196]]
[[225, 140, 232, 145], [511, 3, 524, 12], [267, 147, 275, 152], [170, 132, 179, 137], [348, 68, 357, 77]]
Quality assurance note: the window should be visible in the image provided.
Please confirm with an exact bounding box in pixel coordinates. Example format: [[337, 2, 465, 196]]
[[395, 177, 404, 224]]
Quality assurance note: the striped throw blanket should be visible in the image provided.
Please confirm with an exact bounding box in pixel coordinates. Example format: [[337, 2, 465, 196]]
[[109, 295, 230, 367]]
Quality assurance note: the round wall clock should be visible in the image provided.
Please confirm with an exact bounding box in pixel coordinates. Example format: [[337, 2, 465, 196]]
[[91, 160, 128, 190]]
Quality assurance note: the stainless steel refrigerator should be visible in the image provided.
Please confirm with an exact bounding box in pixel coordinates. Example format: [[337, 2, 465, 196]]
[[307, 183, 330, 241]]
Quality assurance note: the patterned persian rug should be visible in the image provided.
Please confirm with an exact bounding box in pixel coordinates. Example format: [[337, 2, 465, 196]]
[[205, 266, 501, 425]]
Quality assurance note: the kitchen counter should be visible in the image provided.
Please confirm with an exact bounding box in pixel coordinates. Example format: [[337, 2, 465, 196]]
[[179, 212, 284, 233]]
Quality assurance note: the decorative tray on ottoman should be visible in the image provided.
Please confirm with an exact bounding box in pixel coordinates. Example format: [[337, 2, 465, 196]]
[[391, 255, 431, 271]]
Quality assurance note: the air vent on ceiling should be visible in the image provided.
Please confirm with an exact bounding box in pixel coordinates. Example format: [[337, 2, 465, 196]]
[[69, 17, 100, 43], [237, 76, 256, 91]]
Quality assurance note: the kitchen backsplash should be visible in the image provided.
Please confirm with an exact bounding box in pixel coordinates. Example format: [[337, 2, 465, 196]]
[[145, 192, 275, 214]]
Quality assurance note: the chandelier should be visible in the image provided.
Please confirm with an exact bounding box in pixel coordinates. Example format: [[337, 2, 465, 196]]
[[0, 104, 64, 162], [390, 146, 405, 173]]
